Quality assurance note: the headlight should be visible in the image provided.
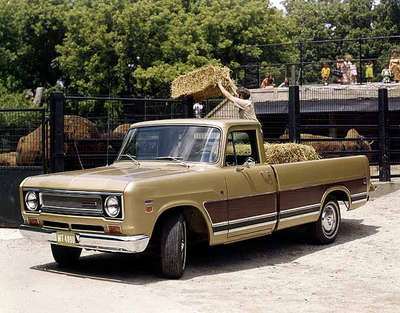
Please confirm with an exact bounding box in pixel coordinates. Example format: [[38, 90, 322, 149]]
[[25, 191, 39, 211], [104, 196, 121, 218]]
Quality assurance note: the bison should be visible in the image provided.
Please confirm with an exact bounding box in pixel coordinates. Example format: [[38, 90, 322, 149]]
[[279, 128, 372, 154]]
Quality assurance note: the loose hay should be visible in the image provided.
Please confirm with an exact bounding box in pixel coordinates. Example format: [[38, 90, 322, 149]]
[[264, 143, 320, 164], [112, 123, 131, 138], [171, 65, 236, 101], [0, 152, 17, 166], [227, 142, 320, 164], [16, 115, 99, 166]]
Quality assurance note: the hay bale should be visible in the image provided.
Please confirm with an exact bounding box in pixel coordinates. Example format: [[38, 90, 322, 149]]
[[112, 123, 131, 138], [264, 143, 320, 164], [16, 115, 99, 166], [226, 142, 320, 164], [280, 132, 344, 154], [64, 115, 99, 140], [171, 65, 236, 101], [344, 128, 372, 151], [16, 126, 45, 166], [0, 152, 17, 166], [280, 129, 372, 153]]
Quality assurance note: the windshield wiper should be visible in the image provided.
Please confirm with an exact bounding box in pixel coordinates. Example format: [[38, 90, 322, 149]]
[[119, 154, 140, 166], [156, 156, 189, 168]]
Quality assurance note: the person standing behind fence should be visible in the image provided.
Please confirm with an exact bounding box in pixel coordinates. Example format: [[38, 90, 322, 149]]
[[321, 63, 331, 85], [382, 65, 391, 83], [217, 82, 257, 121], [365, 62, 374, 83], [334, 59, 344, 83], [350, 62, 357, 84], [278, 77, 289, 88], [260, 74, 274, 88], [193, 102, 203, 118], [390, 57, 400, 82]]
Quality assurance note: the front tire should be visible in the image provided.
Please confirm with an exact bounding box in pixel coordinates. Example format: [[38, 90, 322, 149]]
[[51, 244, 82, 266], [310, 200, 341, 244], [159, 213, 187, 279]]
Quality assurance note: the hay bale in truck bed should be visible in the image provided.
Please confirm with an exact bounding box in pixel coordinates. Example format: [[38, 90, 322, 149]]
[[264, 143, 320, 164], [171, 65, 236, 102], [16, 115, 100, 166], [227, 142, 320, 164]]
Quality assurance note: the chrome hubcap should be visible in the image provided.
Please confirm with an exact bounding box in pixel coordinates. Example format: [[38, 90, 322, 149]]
[[322, 205, 337, 236]]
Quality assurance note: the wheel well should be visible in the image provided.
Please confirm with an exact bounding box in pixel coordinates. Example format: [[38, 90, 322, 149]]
[[152, 206, 210, 245], [324, 190, 350, 208]]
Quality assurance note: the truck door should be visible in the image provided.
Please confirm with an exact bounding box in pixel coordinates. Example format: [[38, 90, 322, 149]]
[[223, 129, 278, 238]]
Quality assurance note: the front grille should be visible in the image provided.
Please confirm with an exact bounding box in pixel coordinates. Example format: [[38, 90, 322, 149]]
[[43, 221, 69, 230], [40, 192, 103, 217], [71, 224, 104, 232]]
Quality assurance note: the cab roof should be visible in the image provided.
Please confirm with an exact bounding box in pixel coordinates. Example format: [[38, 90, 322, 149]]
[[130, 119, 260, 129]]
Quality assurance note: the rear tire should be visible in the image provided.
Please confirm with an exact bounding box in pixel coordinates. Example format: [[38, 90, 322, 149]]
[[51, 244, 82, 266], [310, 200, 341, 244], [159, 213, 187, 279]]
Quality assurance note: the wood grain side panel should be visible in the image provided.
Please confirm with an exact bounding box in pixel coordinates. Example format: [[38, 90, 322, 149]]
[[280, 178, 367, 211], [344, 178, 367, 195], [280, 186, 323, 211], [228, 193, 277, 220], [203, 200, 228, 224]]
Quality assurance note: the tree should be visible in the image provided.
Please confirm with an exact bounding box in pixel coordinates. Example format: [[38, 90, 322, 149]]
[[0, 0, 66, 90]]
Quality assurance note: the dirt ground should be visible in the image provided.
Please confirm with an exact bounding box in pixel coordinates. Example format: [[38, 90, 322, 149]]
[[1, 182, 400, 313]]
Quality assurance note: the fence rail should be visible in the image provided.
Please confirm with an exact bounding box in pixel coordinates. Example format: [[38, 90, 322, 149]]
[[1, 87, 398, 182]]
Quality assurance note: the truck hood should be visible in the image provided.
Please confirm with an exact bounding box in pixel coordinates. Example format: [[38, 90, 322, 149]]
[[22, 163, 194, 192]]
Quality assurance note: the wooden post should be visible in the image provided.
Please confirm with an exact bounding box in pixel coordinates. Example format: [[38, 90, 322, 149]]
[[49, 93, 64, 173], [288, 85, 300, 143], [378, 88, 390, 181]]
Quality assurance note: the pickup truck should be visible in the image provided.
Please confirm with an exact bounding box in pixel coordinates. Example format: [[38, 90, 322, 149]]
[[19, 119, 370, 278]]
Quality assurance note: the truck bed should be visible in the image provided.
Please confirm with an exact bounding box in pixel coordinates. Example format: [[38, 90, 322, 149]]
[[271, 156, 369, 230]]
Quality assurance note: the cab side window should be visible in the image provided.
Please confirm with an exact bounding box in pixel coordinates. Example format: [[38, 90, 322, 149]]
[[225, 130, 260, 166]]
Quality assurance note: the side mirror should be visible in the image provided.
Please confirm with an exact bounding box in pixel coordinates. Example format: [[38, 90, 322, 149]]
[[236, 157, 256, 172], [244, 157, 256, 168]]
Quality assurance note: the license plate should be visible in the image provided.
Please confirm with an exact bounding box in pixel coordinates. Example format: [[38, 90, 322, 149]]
[[56, 231, 77, 246]]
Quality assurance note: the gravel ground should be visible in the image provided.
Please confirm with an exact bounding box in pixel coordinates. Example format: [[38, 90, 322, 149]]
[[1, 183, 400, 313]]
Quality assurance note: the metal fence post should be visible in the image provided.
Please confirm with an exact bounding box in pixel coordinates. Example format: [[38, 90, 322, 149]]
[[49, 92, 65, 173], [358, 38, 363, 84], [299, 43, 304, 85], [183, 96, 194, 118], [288, 85, 300, 143], [378, 88, 390, 181]]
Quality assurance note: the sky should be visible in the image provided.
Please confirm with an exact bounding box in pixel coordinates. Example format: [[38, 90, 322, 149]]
[[270, 0, 285, 11]]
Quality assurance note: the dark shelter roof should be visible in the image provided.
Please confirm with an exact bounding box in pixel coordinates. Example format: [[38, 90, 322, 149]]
[[250, 83, 400, 114]]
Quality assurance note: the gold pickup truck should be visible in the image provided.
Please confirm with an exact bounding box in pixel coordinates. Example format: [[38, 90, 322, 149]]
[[20, 119, 370, 278]]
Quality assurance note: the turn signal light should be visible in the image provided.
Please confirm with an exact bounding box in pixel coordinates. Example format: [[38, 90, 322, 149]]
[[107, 225, 122, 234], [28, 218, 40, 226]]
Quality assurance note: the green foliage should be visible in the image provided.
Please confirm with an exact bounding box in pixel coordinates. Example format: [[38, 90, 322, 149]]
[[1, 0, 400, 99], [0, 86, 32, 109], [56, 0, 289, 96], [0, 85, 40, 129]]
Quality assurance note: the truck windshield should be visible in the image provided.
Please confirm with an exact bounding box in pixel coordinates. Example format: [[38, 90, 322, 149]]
[[117, 125, 221, 163]]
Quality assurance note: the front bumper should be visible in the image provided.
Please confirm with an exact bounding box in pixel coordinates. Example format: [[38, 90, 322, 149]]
[[19, 224, 150, 253]]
